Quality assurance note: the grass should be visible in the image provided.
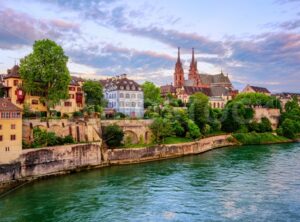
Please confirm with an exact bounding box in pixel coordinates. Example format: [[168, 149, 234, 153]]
[[233, 132, 291, 145], [162, 136, 193, 144]]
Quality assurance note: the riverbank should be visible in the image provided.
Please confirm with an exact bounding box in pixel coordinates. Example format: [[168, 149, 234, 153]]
[[233, 132, 292, 145]]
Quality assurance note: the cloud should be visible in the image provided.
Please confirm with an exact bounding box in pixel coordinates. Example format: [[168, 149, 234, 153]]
[[0, 7, 80, 49]]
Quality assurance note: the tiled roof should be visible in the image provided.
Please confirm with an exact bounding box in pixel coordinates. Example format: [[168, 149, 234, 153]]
[[3, 65, 21, 79], [100, 74, 142, 92], [183, 86, 211, 96], [0, 98, 22, 111], [199, 73, 231, 85], [160, 84, 176, 94], [249, 85, 270, 93]]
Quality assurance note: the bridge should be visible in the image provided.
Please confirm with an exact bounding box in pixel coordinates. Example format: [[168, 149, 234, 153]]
[[100, 119, 153, 144]]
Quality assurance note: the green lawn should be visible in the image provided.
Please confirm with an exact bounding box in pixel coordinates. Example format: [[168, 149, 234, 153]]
[[162, 137, 193, 144], [233, 132, 291, 145]]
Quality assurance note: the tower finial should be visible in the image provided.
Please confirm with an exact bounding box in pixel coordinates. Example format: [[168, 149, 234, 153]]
[[177, 47, 180, 61], [192, 48, 195, 62]]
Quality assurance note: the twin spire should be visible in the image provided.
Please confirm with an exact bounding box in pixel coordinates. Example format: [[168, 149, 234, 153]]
[[176, 47, 196, 67]]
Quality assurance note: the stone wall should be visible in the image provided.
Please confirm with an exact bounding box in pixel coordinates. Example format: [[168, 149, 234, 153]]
[[107, 134, 235, 164], [253, 108, 281, 130], [0, 142, 104, 194], [23, 118, 102, 143]]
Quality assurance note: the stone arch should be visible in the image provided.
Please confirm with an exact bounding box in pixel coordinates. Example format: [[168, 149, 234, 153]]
[[123, 130, 139, 144]]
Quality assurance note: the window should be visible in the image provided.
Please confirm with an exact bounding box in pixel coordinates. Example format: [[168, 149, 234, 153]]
[[126, 93, 130, 98], [77, 87, 82, 92], [131, 94, 136, 99], [0, 125, 2, 130], [120, 101, 124, 107], [11, 112, 21, 118], [5, 147, 9, 152], [120, 93, 124, 98], [13, 80, 18, 86], [69, 87, 75, 91], [32, 99, 39, 105], [132, 102, 136, 107], [0, 135, 2, 141], [11, 124, 16, 129], [69, 94, 75, 99], [64, 101, 72, 107], [11, 135, 16, 141]]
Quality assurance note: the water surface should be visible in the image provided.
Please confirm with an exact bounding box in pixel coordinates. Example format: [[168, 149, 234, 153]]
[[1, 143, 300, 221]]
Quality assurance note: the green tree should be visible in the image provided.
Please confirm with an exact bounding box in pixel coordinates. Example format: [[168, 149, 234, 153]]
[[149, 117, 173, 143], [285, 97, 299, 112], [141, 81, 162, 107], [83, 80, 105, 106], [259, 117, 273, 132], [103, 124, 124, 147], [188, 92, 210, 132], [186, 120, 201, 139], [19, 39, 71, 115], [281, 119, 297, 139]]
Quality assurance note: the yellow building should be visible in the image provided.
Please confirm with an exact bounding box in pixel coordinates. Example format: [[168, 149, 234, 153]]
[[0, 98, 22, 164], [3, 65, 85, 115]]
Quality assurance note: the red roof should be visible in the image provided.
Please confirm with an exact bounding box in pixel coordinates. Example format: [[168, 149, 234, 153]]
[[249, 85, 270, 94], [0, 98, 22, 111]]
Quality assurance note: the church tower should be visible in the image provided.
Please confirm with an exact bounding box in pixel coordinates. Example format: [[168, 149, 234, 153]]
[[188, 48, 201, 87], [174, 47, 185, 87]]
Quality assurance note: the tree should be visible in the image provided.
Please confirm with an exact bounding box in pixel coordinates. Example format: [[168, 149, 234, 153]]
[[280, 119, 297, 139], [141, 81, 162, 107], [19, 39, 71, 115], [83, 80, 105, 106], [102, 124, 124, 147], [149, 117, 173, 143], [0, 86, 5, 98], [186, 120, 201, 139], [285, 97, 299, 112], [188, 92, 210, 132], [259, 117, 272, 132]]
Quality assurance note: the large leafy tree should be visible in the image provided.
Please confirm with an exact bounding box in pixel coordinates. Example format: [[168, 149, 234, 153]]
[[141, 81, 162, 107], [188, 92, 210, 132], [19, 39, 71, 114], [149, 117, 173, 143], [83, 80, 105, 106]]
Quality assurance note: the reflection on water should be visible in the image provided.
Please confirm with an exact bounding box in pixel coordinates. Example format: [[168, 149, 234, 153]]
[[1, 143, 300, 221]]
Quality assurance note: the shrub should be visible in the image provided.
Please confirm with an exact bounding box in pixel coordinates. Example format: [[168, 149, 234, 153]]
[[62, 113, 69, 119], [63, 135, 75, 144], [281, 119, 297, 139], [73, 111, 83, 118], [103, 124, 124, 147]]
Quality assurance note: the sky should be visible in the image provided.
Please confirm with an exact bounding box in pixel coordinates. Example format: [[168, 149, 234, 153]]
[[0, 0, 299, 92]]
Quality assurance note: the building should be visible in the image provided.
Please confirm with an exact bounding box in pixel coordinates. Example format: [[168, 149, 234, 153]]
[[161, 48, 237, 108], [100, 74, 144, 117], [2, 65, 85, 115], [273, 92, 300, 110], [0, 98, 22, 164], [242, 85, 271, 96]]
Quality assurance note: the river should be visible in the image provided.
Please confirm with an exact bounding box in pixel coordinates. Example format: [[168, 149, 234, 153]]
[[1, 143, 300, 221]]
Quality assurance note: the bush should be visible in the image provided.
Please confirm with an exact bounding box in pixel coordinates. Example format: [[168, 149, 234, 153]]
[[103, 124, 124, 147], [63, 135, 75, 144], [73, 111, 83, 118], [62, 113, 69, 119]]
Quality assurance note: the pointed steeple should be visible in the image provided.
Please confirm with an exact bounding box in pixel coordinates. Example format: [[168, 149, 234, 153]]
[[191, 48, 195, 65], [177, 47, 180, 62], [174, 46, 184, 87]]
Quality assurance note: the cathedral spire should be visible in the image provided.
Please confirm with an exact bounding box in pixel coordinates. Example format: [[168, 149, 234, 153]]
[[177, 47, 180, 62], [191, 48, 195, 64]]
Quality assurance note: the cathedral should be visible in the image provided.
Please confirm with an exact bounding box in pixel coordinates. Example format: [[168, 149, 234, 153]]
[[161, 48, 238, 108]]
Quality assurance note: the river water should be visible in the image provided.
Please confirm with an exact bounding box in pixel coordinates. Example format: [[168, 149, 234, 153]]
[[1, 143, 300, 222]]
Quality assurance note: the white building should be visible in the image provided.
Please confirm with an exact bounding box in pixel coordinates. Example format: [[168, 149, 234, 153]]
[[100, 74, 144, 117]]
